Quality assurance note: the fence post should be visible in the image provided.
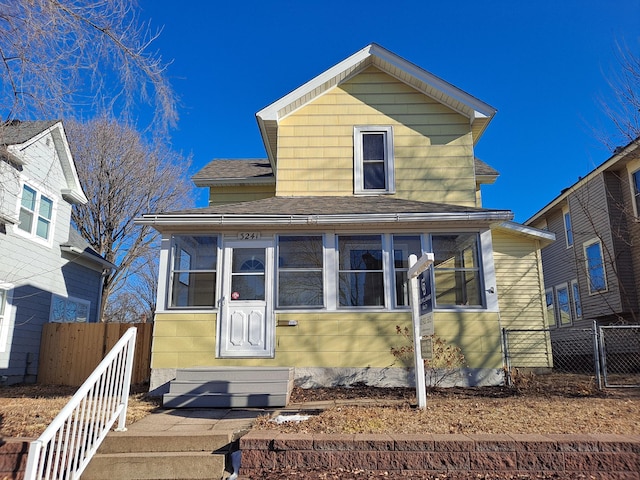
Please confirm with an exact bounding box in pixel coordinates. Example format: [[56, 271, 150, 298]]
[[593, 320, 602, 390], [501, 328, 512, 387]]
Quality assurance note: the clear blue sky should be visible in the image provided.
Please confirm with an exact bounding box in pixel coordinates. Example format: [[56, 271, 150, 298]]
[[140, 0, 639, 223]]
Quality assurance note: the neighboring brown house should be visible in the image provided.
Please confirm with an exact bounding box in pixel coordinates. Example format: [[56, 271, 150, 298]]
[[525, 138, 640, 339]]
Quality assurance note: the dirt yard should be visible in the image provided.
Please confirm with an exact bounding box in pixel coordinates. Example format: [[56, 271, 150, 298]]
[[0, 373, 638, 439]]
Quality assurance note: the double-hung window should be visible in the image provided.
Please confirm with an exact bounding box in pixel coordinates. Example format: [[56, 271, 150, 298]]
[[50, 295, 90, 322], [571, 279, 582, 319], [432, 233, 482, 307], [354, 126, 394, 194], [277, 235, 324, 308], [555, 284, 571, 326], [545, 288, 556, 327], [338, 235, 384, 307], [18, 184, 54, 241], [170, 235, 218, 307], [563, 208, 573, 247], [584, 239, 607, 294], [632, 168, 640, 216]]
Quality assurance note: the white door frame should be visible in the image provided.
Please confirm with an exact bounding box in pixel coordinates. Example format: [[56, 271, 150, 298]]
[[218, 239, 275, 358]]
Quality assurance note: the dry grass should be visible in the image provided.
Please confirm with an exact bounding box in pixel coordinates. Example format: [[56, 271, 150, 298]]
[[0, 384, 160, 438], [254, 373, 640, 436]]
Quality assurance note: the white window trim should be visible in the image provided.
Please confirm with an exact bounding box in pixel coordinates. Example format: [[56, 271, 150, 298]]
[[14, 180, 57, 247], [353, 126, 395, 194], [545, 287, 556, 328], [570, 279, 582, 319], [50, 294, 91, 323], [563, 207, 573, 248], [583, 238, 608, 295], [0, 284, 14, 353], [628, 160, 640, 218], [555, 283, 572, 327]]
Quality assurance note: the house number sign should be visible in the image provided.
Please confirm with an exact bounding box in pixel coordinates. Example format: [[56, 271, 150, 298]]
[[238, 232, 260, 240]]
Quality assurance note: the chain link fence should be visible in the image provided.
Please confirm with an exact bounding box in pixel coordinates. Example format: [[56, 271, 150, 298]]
[[502, 323, 640, 389]]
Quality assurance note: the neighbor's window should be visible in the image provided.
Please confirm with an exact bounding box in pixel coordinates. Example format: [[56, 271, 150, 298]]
[[432, 233, 482, 307], [170, 235, 218, 307], [338, 235, 384, 307], [571, 279, 582, 319], [277, 235, 324, 308], [632, 169, 640, 216], [50, 294, 90, 322], [354, 126, 394, 194], [556, 284, 571, 326], [18, 184, 54, 241], [563, 208, 573, 247], [584, 239, 607, 294], [545, 288, 556, 327], [392, 235, 422, 307]]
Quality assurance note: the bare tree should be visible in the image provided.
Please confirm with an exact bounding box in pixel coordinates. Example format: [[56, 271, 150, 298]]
[[65, 116, 192, 321], [0, 0, 176, 129]]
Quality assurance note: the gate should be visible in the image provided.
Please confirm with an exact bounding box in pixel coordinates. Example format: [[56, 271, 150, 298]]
[[599, 325, 640, 388]]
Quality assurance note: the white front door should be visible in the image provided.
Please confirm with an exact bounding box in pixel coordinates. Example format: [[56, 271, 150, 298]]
[[218, 240, 274, 357]]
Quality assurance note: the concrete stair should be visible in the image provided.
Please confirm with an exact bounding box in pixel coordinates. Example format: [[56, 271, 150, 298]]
[[163, 367, 294, 408], [81, 431, 233, 480]]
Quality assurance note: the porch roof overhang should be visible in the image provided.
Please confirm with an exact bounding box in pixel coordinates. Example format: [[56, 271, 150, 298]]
[[136, 196, 513, 231]]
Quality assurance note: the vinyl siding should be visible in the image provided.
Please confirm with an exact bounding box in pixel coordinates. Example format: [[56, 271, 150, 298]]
[[151, 310, 502, 370], [208, 184, 276, 206], [624, 159, 640, 309], [492, 229, 552, 368], [276, 66, 477, 206]]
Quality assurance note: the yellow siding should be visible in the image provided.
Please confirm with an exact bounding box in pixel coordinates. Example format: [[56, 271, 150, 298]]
[[209, 184, 275, 206], [492, 229, 553, 368], [276, 66, 477, 206], [152, 309, 503, 370]]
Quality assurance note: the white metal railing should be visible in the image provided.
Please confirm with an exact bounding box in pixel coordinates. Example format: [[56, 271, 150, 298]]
[[24, 327, 137, 480]]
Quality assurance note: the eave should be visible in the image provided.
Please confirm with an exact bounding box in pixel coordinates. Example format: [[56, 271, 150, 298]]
[[256, 43, 497, 168]]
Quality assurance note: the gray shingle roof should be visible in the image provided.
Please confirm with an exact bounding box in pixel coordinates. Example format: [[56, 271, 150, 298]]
[[193, 159, 273, 182], [162, 195, 507, 216], [194, 158, 498, 183], [1, 120, 59, 145]]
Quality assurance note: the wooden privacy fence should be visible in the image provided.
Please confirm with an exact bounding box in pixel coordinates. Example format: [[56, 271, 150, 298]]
[[37, 322, 153, 386]]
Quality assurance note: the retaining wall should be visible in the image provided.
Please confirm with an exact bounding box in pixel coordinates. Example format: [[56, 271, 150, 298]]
[[0, 440, 29, 480], [240, 432, 640, 478]]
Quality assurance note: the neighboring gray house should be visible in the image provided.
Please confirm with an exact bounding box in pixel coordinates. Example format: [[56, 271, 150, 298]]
[[0, 120, 115, 384], [525, 139, 640, 340]]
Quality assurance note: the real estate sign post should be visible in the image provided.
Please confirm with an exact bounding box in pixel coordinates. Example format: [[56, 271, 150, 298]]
[[408, 253, 435, 409]]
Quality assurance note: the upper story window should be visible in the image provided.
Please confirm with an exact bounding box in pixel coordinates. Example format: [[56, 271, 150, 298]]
[[563, 208, 573, 247], [50, 294, 90, 322], [432, 233, 483, 308], [632, 168, 640, 216], [584, 239, 607, 294], [17, 184, 54, 241], [277, 235, 324, 308], [354, 126, 395, 194], [169, 235, 218, 308]]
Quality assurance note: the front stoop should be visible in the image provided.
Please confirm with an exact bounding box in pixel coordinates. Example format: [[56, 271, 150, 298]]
[[81, 432, 233, 480], [163, 367, 294, 408]]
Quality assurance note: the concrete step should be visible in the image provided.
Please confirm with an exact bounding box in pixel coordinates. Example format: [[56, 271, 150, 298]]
[[168, 378, 290, 395], [98, 432, 232, 454], [175, 366, 293, 382], [163, 392, 289, 408], [81, 451, 226, 480]]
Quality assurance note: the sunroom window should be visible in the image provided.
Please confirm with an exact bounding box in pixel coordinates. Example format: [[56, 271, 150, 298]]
[[338, 235, 384, 307], [277, 235, 324, 308], [556, 284, 571, 326], [170, 235, 217, 307], [432, 233, 482, 307], [392, 235, 422, 307]]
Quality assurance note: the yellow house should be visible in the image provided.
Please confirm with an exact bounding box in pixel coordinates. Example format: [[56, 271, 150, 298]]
[[138, 44, 554, 404]]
